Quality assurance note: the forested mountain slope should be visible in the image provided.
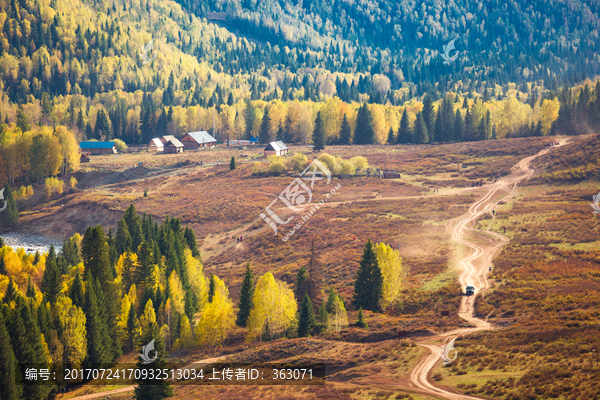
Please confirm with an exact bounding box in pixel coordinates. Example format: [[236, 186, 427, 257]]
[[177, 0, 600, 90]]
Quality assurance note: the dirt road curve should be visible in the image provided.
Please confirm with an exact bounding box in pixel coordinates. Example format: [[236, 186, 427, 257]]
[[408, 140, 567, 400]]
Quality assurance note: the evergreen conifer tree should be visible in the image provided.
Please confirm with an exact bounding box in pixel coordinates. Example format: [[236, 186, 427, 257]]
[[116, 219, 132, 255], [0, 183, 19, 227], [259, 107, 273, 144], [0, 307, 19, 400], [41, 245, 61, 304], [398, 108, 411, 144], [208, 274, 216, 303], [133, 322, 173, 400], [236, 263, 254, 327], [413, 112, 429, 144], [82, 226, 113, 288], [312, 111, 325, 151], [297, 294, 318, 337], [229, 156, 237, 170], [352, 239, 383, 312], [453, 109, 464, 142], [356, 307, 368, 329], [387, 127, 395, 144], [70, 269, 84, 308], [354, 103, 376, 144], [422, 95, 435, 137], [83, 273, 112, 364], [339, 114, 352, 145]]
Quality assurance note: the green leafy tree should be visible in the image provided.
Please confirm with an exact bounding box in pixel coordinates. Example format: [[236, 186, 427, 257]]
[[312, 111, 325, 150], [230, 156, 237, 170], [236, 263, 254, 327], [352, 239, 383, 312], [297, 294, 318, 337]]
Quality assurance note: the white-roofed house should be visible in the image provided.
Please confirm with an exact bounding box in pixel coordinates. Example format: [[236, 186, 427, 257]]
[[180, 131, 218, 149], [263, 141, 289, 157], [148, 138, 164, 152]]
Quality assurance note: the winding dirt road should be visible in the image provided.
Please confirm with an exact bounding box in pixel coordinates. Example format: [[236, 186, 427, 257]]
[[408, 141, 567, 400]]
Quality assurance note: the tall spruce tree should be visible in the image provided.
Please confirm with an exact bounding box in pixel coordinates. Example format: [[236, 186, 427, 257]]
[[453, 109, 464, 142], [387, 127, 396, 144], [133, 322, 173, 400], [312, 111, 325, 151], [354, 103, 376, 144], [123, 204, 143, 251], [0, 307, 19, 400], [0, 183, 19, 227], [83, 272, 113, 364], [259, 106, 273, 144], [413, 112, 429, 144], [295, 266, 309, 303], [70, 269, 84, 308], [81, 225, 113, 288], [339, 113, 352, 144], [352, 239, 383, 312], [397, 108, 411, 144], [40, 245, 61, 304], [297, 294, 318, 337], [236, 263, 254, 327], [183, 227, 200, 259], [422, 95, 436, 138], [115, 218, 132, 255]]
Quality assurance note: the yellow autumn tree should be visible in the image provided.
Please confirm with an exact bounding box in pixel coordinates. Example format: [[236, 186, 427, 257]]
[[174, 315, 194, 350], [117, 294, 133, 348], [328, 295, 348, 332], [139, 299, 157, 338], [247, 272, 297, 342], [168, 271, 185, 315], [185, 249, 207, 308], [195, 275, 235, 349], [375, 243, 407, 312], [55, 296, 87, 368], [540, 98, 560, 135]]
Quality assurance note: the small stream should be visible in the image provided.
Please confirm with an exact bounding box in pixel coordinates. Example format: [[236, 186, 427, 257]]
[[1, 233, 62, 254]]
